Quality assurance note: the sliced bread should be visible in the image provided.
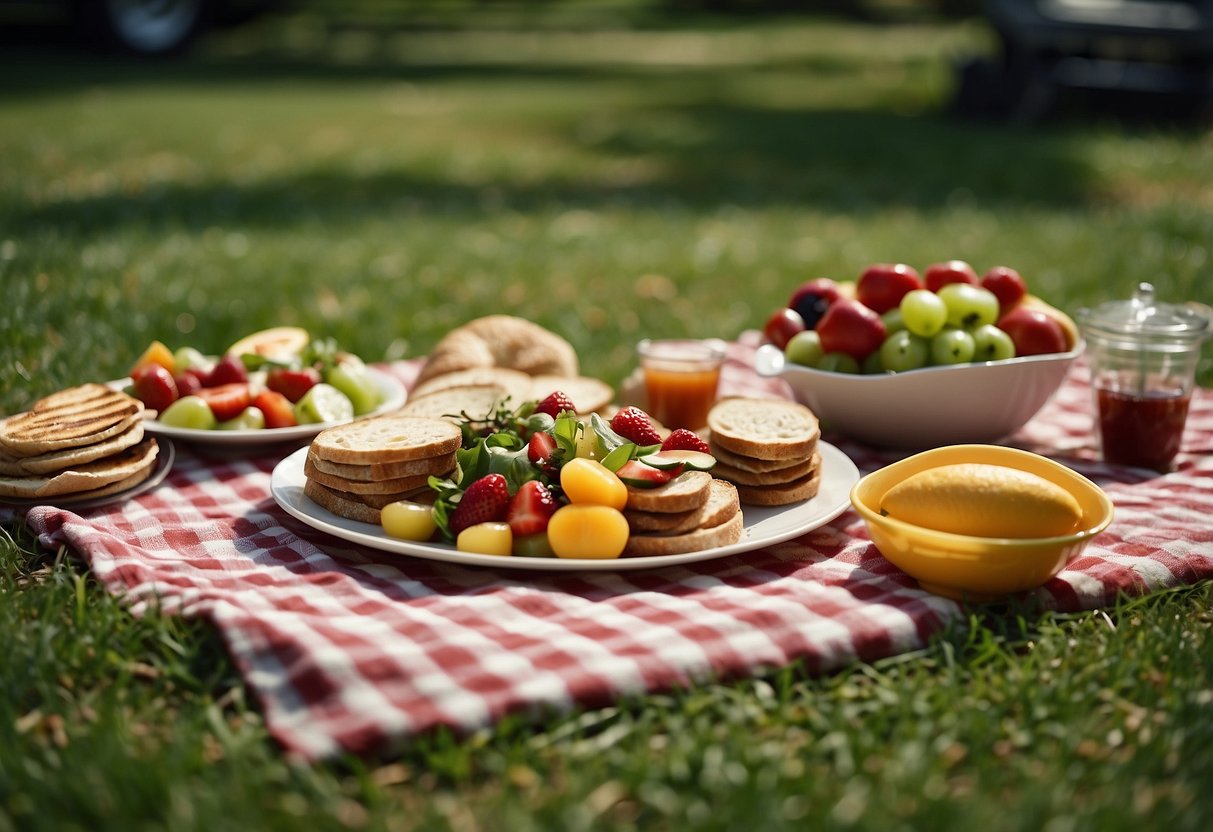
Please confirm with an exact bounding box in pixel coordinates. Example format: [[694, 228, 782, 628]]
[[624, 478, 739, 536], [303, 455, 432, 496], [398, 385, 514, 424], [305, 448, 455, 483], [624, 470, 712, 514], [410, 367, 533, 403], [733, 459, 822, 506], [310, 414, 461, 465], [304, 478, 384, 525], [623, 509, 744, 557], [528, 375, 614, 415], [707, 397, 819, 462], [712, 454, 817, 487]]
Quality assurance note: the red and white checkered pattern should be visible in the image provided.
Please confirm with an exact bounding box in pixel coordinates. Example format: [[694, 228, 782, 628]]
[[5, 338, 1212, 760]]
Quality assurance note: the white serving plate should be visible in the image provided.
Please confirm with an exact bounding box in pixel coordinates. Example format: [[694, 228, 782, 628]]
[[754, 342, 1083, 449], [270, 442, 860, 571], [112, 368, 406, 447]]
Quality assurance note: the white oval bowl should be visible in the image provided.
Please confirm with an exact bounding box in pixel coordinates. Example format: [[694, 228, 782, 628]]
[[754, 341, 1084, 449]]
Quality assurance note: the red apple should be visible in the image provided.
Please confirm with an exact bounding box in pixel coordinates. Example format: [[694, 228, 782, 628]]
[[816, 298, 887, 362], [997, 307, 1067, 357], [787, 278, 844, 329], [857, 263, 922, 314], [924, 260, 978, 292], [981, 266, 1028, 314], [763, 307, 806, 349]]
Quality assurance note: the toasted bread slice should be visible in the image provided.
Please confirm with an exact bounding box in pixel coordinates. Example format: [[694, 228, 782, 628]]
[[707, 397, 819, 462], [733, 459, 822, 506], [623, 508, 744, 557], [398, 386, 514, 424], [0, 421, 146, 476], [310, 414, 461, 465], [0, 385, 143, 457], [0, 437, 159, 499], [303, 455, 432, 496], [713, 454, 817, 487], [304, 478, 384, 524], [410, 367, 533, 403], [305, 447, 455, 483], [625, 478, 739, 535], [624, 470, 713, 513], [707, 439, 808, 474], [528, 375, 614, 415]]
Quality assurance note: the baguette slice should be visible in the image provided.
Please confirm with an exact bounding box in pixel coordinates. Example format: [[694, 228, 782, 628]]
[[624, 470, 712, 514], [0, 438, 159, 499], [305, 448, 455, 483], [623, 509, 744, 557], [410, 367, 534, 403], [310, 414, 461, 465], [713, 454, 817, 487], [0, 385, 143, 456], [733, 461, 822, 507], [398, 386, 514, 424], [303, 455, 432, 496], [528, 375, 614, 415], [0, 421, 145, 476], [707, 397, 819, 462], [625, 478, 740, 535]]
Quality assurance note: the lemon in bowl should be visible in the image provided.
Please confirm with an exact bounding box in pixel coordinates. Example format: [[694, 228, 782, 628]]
[[850, 445, 1113, 601]]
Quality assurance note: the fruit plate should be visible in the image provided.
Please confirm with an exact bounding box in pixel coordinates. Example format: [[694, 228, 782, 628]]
[[270, 442, 860, 572], [108, 368, 406, 447], [0, 438, 175, 511]]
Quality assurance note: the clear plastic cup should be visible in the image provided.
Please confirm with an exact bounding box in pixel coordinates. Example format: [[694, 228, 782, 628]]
[[636, 339, 727, 431], [1077, 283, 1210, 471]]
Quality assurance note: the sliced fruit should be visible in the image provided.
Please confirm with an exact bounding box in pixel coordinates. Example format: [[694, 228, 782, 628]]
[[131, 340, 177, 377], [610, 406, 662, 446], [204, 354, 249, 387], [640, 450, 715, 471], [324, 360, 382, 416], [507, 480, 559, 537], [547, 504, 628, 559], [196, 383, 254, 423], [226, 326, 310, 361], [293, 383, 354, 425], [252, 389, 297, 429], [131, 364, 178, 413], [616, 460, 676, 489], [382, 501, 438, 541], [449, 473, 511, 537], [527, 430, 559, 467], [218, 406, 266, 431], [267, 367, 321, 403], [456, 522, 513, 556], [660, 428, 711, 454], [560, 458, 628, 509], [159, 395, 217, 430]]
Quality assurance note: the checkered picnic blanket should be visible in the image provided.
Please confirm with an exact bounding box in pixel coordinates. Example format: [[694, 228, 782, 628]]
[[5, 338, 1212, 760]]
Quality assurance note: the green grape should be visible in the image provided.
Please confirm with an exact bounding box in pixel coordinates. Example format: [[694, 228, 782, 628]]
[[900, 290, 948, 337], [880, 307, 906, 335], [971, 323, 1016, 362], [817, 352, 860, 374], [173, 346, 211, 372], [930, 328, 976, 365], [218, 406, 266, 431], [861, 351, 885, 374], [160, 395, 217, 430], [938, 283, 1000, 329], [784, 330, 825, 368], [294, 383, 355, 424], [324, 361, 382, 415], [880, 330, 930, 373]]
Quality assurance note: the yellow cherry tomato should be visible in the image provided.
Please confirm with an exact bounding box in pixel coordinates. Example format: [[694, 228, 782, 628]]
[[560, 457, 628, 510], [456, 522, 513, 556], [381, 501, 438, 541], [547, 504, 629, 559]]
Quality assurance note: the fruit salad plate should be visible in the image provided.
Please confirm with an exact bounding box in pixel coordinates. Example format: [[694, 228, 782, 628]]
[[0, 438, 175, 511], [108, 368, 406, 447], [270, 442, 860, 571]]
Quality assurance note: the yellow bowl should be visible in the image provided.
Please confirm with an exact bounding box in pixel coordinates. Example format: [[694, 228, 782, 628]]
[[849, 445, 1114, 601]]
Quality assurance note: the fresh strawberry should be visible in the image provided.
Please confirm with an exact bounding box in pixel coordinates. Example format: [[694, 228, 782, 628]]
[[252, 389, 297, 429], [131, 364, 178, 414], [196, 383, 253, 422], [204, 354, 248, 387], [506, 480, 559, 537], [527, 430, 559, 466], [660, 428, 711, 454], [266, 367, 321, 403], [535, 391, 576, 419], [173, 368, 204, 399], [449, 474, 511, 537], [610, 406, 662, 446]]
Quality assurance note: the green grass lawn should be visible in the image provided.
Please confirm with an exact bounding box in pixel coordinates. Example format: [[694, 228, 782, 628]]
[[2, 4, 1212, 830]]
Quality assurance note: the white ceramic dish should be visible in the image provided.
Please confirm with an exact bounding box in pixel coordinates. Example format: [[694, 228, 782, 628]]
[[755, 342, 1083, 449], [0, 438, 175, 510], [270, 442, 860, 571], [110, 368, 406, 447]]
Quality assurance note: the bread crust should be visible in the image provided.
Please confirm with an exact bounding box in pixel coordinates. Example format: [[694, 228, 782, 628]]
[[734, 465, 822, 506], [398, 386, 515, 424], [707, 397, 819, 461], [624, 470, 712, 513], [416, 315, 578, 384], [310, 415, 461, 465], [305, 448, 455, 483], [410, 367, 534, 403], [713, 453, 818, 487], [303, 455, 432, 496], [624, 478, 739, 535], [528, 375, 614, 415], [623, 509, 744, 556], [303, 478, 384, 525]]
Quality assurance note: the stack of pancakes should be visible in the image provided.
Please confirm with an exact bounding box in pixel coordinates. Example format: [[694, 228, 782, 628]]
[[0, 384, 160, 503], [622, 471, 744, 556], [707, 397, 823, 506], [303, 413, 463, 524]]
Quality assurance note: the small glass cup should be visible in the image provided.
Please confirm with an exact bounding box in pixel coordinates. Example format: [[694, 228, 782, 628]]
[[636, 338, 727, 431], [1077, 283, 1210, 471]]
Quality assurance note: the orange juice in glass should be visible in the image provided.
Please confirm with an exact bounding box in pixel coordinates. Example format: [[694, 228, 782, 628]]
[[637, 339, 726, 431]]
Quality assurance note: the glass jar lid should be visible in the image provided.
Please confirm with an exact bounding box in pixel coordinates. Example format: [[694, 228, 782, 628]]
[[1077, 282, 1211, 347]]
